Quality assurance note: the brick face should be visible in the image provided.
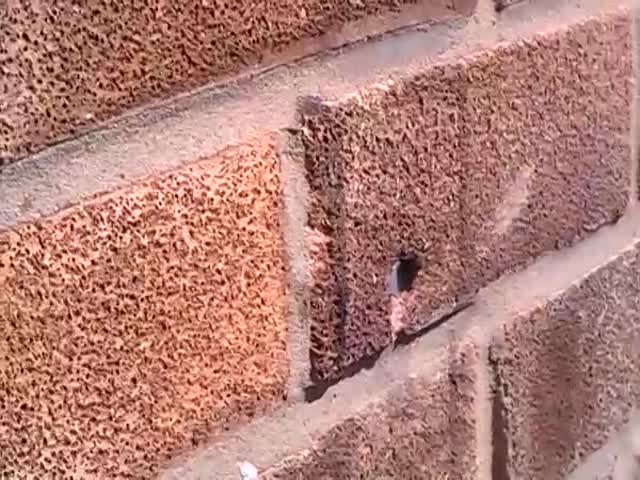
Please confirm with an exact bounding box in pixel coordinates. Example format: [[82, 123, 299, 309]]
[[263, 343, 481, 480], [0, 139, 289, 478], [491, 239, 640, 479], [0, 0, 476, 166], [157, 219, 640, 480], [301, 10, 632, 382], [460, 12, 632, 293], [0, 0, 636, 478]]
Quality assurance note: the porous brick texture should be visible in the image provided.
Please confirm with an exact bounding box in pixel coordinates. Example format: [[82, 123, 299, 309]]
[[491, 239, 640, 479], [0, 139, 289, 478], [460, 12, 631, 294], [263, 342, 481, 480], [0, 0, 477, 166], [164, 220, 640, 480], [301, 10, 632, 382], [1, 0, 638, 478]]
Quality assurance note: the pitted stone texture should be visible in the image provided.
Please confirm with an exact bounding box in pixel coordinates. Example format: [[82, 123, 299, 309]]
[[490, 239, 640, 479], [263, 343, 480, 480], [301, 11, 632, 382], [0, 0, 477, 166], [0, 139, 288, 478], [461, 12, 631, 291], [301, 76, 468, 383]]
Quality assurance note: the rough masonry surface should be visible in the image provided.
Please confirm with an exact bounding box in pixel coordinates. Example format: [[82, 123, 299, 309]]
[[263, 341, 481, 480], [0, 0, 477, 165], [0, 138, 289, 478], [491, 238, 640, 479], [156, 211, 640, 480], [255, 229, 640, 480], [300, 10, 632, 382]]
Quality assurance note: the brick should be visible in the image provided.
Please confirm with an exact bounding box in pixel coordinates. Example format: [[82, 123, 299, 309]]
[[0, 138, 288, 478], [300, 10, 632, 382], [263, 342, 482, 480], [461, 11, 632, 288], [490, 238, 640, 479], [0, 0, 477, 166], [157, 318, 487, 480]]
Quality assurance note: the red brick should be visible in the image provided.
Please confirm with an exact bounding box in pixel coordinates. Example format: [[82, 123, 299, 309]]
[[156, 212, 640, 480], [490, 238, 640, 478], [461, 11, 632, 290], [1, 0, 476, 165], [300, 10, 632, 382], [0, 138, 289, 478], [263, 342, 482, 480]]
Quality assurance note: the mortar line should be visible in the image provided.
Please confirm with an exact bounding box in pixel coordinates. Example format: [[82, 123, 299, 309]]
[[158, 208, 640, 480], [3, 0, 466, 167], [277, 130, 313, 403], [474, 335, 495, 480], [629, 5, 640, 206], [0, 0, 628, 231]]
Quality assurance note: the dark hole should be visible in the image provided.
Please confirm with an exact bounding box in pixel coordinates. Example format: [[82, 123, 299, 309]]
[[390, 251, 421, 294]]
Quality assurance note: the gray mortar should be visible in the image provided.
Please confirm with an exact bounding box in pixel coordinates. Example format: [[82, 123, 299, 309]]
[[631, 7, 640, 205], [157, 208, 640, 480], [277, 131, 314, 400], [0, 0, 630, 230], [566, 412, 640, 480], [613, 411, 640, 480], [566, 427, 624, 480]]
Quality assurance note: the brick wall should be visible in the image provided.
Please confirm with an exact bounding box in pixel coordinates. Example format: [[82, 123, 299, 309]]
[[1, 0, 639, 478]]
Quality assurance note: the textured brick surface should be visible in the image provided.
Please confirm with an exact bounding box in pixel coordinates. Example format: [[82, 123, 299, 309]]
[[262, 342, 481, 480], [490, 239, 640, 479], [0, 139, 288, 478], [0, 0, 478, 166], [460, 12, 632, 293], [301, 11, 632, 382]]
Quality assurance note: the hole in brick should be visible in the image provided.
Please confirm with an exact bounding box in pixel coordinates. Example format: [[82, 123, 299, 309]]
[[387, 251, 421, 295]]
